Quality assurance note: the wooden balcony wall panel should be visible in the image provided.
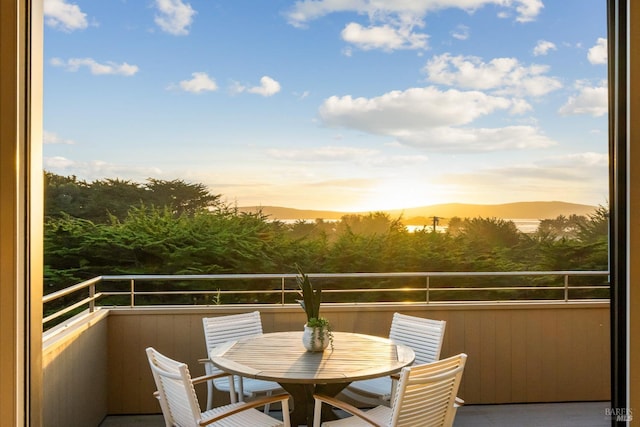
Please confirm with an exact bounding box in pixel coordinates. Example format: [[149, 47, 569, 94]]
[[42, 311, 109, 427], [100, 302, 610, 415], [318, 304, 610, 405], [431, 304, 611, 404], [41, 302, 610, 422]]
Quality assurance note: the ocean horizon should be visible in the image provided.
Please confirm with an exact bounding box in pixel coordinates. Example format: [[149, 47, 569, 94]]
[[276, 218, 542, 234]]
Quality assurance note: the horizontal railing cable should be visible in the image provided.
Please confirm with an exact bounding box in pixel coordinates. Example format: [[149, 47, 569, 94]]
[[43, 271, 610, 327]]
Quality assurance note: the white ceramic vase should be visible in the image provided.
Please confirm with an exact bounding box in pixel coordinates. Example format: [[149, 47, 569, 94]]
[[302, 324, 330, 352]]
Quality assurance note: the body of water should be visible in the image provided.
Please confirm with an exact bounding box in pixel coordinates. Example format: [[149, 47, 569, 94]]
[[278, 219, 542, 234], [405, 219, 541, 234]]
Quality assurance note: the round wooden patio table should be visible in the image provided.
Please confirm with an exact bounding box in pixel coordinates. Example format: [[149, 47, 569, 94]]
[[210, 331, 415, 427]]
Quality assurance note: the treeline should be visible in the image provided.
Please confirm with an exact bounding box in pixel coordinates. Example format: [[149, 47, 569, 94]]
[[45, 172, 221, 222], [44, 172, 609, 302]]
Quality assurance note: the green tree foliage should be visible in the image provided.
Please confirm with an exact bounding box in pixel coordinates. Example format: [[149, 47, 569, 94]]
[[45, 172, 221, 223], [335, 212, 404, 236], [82, 178, 146, 223], [535, 205, 609, 272], [446, 217, 532, 271], [577, 205, 609, 244], [536, 214, 587, 240], [145, 178, 221, 216], [44, 173, 91, 220], [43, 172, 610, 302]]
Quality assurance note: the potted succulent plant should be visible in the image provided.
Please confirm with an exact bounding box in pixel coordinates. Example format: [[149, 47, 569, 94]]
[[296, 265, 333, 351]]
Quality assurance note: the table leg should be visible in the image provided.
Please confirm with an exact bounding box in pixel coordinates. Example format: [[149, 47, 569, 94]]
[[279, 382, 350, 427]]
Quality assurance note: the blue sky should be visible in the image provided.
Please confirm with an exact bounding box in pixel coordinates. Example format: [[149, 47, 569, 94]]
[[43, 0, 608, 212]]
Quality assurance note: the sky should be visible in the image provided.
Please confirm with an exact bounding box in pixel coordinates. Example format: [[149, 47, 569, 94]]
[[43, 0, 608, 212]]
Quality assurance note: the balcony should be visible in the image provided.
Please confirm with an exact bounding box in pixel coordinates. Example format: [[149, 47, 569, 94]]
[[42, 272, 611, 426]]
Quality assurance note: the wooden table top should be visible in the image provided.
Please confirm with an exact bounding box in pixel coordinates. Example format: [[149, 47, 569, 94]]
[[210, 331, 415, 384]]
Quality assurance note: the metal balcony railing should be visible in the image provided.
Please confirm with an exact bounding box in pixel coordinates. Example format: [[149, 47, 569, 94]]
[[42, 271, 610, 328]]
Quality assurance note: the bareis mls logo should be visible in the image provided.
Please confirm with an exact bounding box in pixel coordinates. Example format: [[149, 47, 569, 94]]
[[605, 407, 633, 422]]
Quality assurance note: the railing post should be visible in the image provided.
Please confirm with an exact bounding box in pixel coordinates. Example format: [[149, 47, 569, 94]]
[[89, 282, 95, 313], [281, 276, 285, 305], [426, 276, 430, 303], [130, 279, 135, 307], [564, 274, 569, 302]]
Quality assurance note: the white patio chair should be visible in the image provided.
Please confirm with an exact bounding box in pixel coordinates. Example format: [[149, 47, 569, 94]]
[[200, 311, 283, 411], [313, 353, 467, 427], [146, 347, 290, 427], [342, 312, 446, 407]]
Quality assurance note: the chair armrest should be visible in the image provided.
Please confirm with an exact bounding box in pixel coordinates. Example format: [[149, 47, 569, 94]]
[[198, 358, 211, 365], [199, 393, 291, 426], [191, 372, 234, 385], [454, 396, 465, 407], [313, 394, 383, 427]]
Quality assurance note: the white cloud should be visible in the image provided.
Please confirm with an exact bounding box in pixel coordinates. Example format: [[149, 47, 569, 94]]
[[229, 81, 247, 95], [248, 76, 282, 97], [176, 72, 217, 93], [50, 57, 139, 76], [267, 146, 379, 161], [533, 40, 557, 56], [266, 146, 430, 171], [341, 22, 428, 51], [588, 38, 608, 65], [373, 154, 430, 166], [451, 25, 470, 41], [44, 0, 88, 32], [558, 80, 608, 117], [545, 152, 608, 168], [43, 131, 75, 145], [509, 98, 533, 115], [43, 157, 163, 181], [318, 86, 555, 151], [395, 126, 554, 151], [285, 1, 540, 54], [320, 87, 509, 129], [513, 0, 544, 23], [424, 53, 562, 97], [230, 77, 281, 97], [154, 0, 196, 36], [295, 90, 311, 100], [44, 156, 76, 169], [285, 0, 543, 28], [441, 151, 608, 204]]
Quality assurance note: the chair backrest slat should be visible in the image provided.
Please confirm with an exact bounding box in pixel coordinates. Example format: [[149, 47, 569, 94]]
[[389, 313, 446, 365], [203, 311, 264, 348], [146, 347, 202, 426], [202, 311, 264, 377], [389, 353, 467, 427]]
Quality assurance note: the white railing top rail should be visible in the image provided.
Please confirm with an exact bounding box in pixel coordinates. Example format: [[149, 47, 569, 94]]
[[97, 270, 607, 280]]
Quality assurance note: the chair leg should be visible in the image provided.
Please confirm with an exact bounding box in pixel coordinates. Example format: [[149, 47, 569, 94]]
[[263, 390, 272, 414], [313, 398, 323, 427], [237, 376, 245, 402], [206, 379, 214, 411], [229, 376, 237, 404], [389, 378, 398, 406]]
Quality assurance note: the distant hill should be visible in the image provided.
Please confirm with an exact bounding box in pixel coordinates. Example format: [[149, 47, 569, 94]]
[[388, 201, 599, 223], [239, 201, 599, 224], [239, 206, 347, 220]]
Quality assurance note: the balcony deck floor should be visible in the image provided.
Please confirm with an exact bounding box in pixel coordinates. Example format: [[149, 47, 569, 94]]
[[100, 401, 611, 426]]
